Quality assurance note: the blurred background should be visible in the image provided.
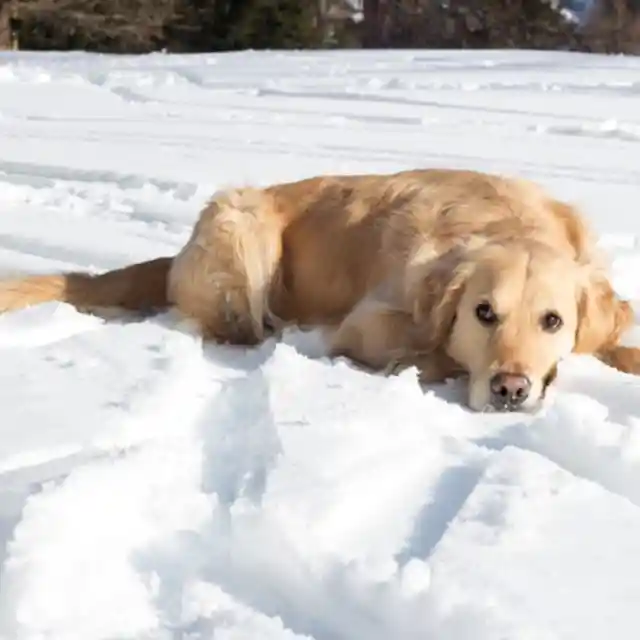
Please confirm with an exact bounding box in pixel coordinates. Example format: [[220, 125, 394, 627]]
[[0, 1, 638, 56]]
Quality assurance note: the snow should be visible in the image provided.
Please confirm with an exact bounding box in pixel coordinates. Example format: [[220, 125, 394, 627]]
[[1, 48, 640, 639]]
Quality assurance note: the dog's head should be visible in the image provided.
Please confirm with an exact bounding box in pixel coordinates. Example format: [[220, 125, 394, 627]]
[[410, 239, 630, 412]]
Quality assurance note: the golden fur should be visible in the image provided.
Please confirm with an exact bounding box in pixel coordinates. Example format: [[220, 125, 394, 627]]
[[1, 167, 637, 412]]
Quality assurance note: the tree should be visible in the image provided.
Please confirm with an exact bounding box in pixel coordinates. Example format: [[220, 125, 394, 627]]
[[7, 0, 322, 53], [360, 0, 581, 50], [225, 0, 321, 49], [7, 0, 173, 52], [581, 0, 640, 52]]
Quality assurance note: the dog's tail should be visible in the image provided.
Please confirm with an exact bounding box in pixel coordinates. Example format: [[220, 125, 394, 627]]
[[0, 256, 173, 316]]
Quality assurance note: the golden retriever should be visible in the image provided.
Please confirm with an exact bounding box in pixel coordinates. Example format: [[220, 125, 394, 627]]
[[1, 167, 638, 412]]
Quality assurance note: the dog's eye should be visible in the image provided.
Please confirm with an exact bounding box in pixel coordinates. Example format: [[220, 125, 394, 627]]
[[541, 311, 563, 332], [475, 302, 498, 326]]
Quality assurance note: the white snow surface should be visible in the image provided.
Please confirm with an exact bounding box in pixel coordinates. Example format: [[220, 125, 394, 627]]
[[1, 48, 640, 640]]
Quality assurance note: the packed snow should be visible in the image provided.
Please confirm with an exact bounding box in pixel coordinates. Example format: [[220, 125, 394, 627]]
[[1, 48, 640, 640]]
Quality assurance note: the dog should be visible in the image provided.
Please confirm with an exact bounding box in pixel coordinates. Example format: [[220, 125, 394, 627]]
[[1, 167, 638, 412]]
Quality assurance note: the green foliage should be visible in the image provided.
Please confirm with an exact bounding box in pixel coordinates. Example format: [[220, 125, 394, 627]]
[[227, 0, 321, 50], [7, 0, 323, 53], [5, 0, 638, 55]]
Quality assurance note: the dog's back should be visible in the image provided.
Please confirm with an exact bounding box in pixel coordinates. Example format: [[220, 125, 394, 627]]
[[0, 167, 592, 339]]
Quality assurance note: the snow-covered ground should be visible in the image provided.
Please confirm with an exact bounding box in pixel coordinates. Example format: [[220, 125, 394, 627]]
[[1, 48, 640, 640]]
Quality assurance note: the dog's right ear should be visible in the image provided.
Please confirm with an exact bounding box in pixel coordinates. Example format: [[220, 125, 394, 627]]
[[406, 246, 475, 352]]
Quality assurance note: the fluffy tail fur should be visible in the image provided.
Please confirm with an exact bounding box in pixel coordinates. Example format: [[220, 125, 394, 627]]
[[0, 257, 172, 316]]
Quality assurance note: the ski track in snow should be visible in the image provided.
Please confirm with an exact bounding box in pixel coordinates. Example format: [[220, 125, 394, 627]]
[[2, 49, 640, 639]]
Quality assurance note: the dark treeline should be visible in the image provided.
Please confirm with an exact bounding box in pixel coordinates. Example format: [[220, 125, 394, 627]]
[[1, 0, 639, 54], [364, 0, 640, 54]]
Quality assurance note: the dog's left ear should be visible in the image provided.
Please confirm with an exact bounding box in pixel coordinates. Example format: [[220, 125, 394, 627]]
[[407, 247, 474, 351], [574, 270, 633, 356]]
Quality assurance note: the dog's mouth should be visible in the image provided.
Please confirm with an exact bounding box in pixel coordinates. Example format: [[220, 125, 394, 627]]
[[480, 399, 542, 414]]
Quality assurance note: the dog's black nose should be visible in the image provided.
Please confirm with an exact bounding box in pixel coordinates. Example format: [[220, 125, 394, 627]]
[[489, 372, 531, 410]]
